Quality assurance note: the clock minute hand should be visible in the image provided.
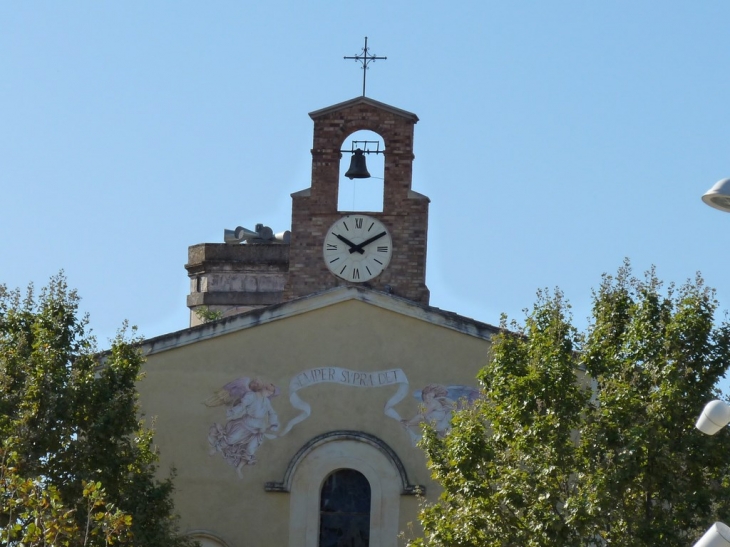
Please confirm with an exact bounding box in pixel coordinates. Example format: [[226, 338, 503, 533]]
[[350, 231, 386, 254], [335, 234, 364, 254]]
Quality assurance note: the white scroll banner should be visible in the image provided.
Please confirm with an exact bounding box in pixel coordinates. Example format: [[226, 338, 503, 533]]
[[275, 367, 409, 437]]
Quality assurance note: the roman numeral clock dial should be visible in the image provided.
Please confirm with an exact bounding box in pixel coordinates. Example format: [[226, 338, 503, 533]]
[[323, 215, 393, 283]]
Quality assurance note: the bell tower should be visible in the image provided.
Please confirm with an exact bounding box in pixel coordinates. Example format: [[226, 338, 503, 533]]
[[283, 96, 430, 304]]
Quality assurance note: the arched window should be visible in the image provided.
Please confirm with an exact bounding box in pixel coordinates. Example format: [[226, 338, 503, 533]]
[[286, 435, 406, 547], [319, 469, 371, 547]]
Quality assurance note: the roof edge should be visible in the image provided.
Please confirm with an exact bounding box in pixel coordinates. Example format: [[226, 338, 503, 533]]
[[309, 97, 419, 122], [141, 287, 499, 356]]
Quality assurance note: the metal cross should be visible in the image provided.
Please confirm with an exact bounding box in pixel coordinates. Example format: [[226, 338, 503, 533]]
[[344, 37, 387, 97]]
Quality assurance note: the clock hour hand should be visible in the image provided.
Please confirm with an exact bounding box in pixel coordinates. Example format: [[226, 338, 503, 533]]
[[335, 234, 364, 254], [350, 231, 386, 254]]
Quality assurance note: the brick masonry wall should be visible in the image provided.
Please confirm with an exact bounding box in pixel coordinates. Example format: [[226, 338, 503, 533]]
[[284, 99, 430, 305]]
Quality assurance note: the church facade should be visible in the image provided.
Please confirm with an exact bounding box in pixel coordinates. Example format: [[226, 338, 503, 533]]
[[138, 97, 500, 547]]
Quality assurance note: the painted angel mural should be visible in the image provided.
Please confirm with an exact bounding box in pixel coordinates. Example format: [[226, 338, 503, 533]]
[[205, 377, 280, 477], [401, 383, 481, 444]]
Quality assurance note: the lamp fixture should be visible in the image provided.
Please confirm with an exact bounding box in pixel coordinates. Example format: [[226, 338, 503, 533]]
[[694, 401, 730, 545], [696, 400, 730, 436], [702, 179, 730, 212], [694, 522, 730, 547]]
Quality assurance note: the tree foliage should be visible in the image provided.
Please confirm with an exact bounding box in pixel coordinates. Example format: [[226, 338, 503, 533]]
[[411, 263, 730, 547], [1, 448, 132, 546], [194, 306, 223, 324], [0, 274, 196, 546]]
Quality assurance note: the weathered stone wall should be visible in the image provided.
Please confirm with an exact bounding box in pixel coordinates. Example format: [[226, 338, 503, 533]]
[[186, 243, 289, 326]]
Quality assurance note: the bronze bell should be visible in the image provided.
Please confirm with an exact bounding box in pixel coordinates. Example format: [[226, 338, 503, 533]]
[[344, 148, 371, 179]]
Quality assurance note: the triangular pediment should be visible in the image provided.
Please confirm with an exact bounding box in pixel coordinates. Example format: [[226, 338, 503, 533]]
[[143, 287, 498, 356], [309, 97, 419, 122]]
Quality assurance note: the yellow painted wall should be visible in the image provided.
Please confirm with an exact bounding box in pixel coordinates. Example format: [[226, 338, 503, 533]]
[[139, 299, 493, 547]]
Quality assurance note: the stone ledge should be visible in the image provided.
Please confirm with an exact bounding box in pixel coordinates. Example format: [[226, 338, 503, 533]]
[[187, 291, 284, 306], [186, 243, 290, 270]]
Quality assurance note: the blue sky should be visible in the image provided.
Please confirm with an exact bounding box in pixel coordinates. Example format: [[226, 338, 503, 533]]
[[3, 2, 730, 374]]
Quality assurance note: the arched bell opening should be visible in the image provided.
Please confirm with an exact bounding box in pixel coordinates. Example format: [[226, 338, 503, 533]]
[[338, 129, 385, 213]]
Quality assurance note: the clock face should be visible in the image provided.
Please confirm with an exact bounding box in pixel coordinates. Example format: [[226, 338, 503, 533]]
[[323, 215, 393, 282]]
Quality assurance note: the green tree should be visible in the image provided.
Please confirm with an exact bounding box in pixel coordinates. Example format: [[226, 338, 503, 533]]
[[411, 263, 730, 547], [0, 274, 196, 547], [1, 447, 132, 546]]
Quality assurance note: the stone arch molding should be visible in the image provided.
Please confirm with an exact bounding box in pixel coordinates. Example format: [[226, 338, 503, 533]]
[[186, 530, 231, 547], [274, 430, 424, 547], [338, 125, 387, 149], [265, 430, 423, 495]]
